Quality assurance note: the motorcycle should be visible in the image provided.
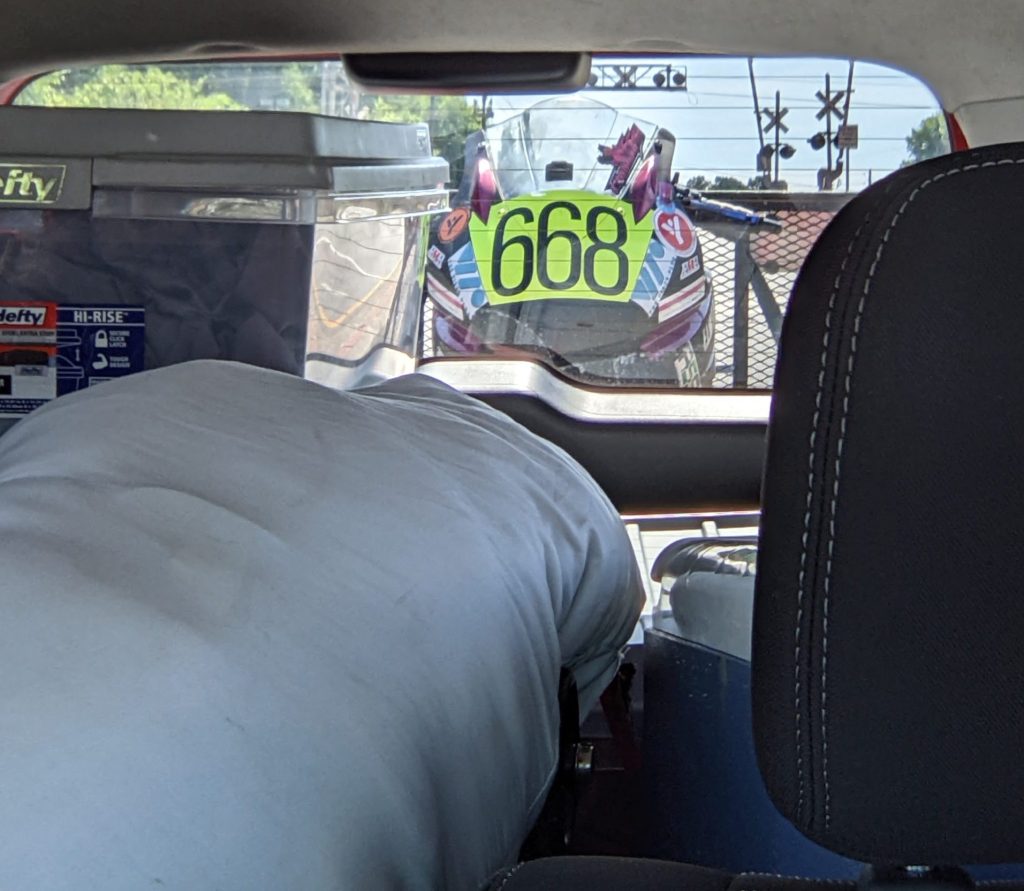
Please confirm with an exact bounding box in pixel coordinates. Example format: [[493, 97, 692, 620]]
[[421, 96, 780, 387]]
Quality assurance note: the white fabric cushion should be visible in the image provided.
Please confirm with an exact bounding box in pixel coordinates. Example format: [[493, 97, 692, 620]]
[[0, 361, 643, 891]]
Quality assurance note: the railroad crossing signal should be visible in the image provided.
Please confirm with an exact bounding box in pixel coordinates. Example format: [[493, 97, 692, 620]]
[[837, 124, 859, 149], [809, 72, 856, 191], [761, 104, 789, 134], [757, 90, 795, 187], [613, 66, 637, 88], [586, 63, 687, 91], [816, 88, 848, 121]]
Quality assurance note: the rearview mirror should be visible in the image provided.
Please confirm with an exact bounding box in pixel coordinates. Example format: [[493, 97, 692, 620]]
[[343, 53, 591, 94]]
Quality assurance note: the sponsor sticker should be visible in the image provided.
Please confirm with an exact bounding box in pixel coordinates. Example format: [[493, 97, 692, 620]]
[[654, 207, 699, 258], [439, 207, 471, 243], [682, 255, 701, 276]]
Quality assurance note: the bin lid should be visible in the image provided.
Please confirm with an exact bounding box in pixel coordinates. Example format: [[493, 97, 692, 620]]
[[0, 107, 450, 211]]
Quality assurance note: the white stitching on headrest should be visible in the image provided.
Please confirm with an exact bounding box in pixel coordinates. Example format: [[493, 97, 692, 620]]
[[494, 862, 527, 890], [738, 871, 854, 885], [796, 218, 868, 827]]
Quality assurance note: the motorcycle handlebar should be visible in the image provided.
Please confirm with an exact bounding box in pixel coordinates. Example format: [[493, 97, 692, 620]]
[[674, 188, 784, 231]]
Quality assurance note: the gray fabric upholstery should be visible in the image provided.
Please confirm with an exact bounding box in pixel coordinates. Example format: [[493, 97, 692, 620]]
[[0, 361, 644, 890]]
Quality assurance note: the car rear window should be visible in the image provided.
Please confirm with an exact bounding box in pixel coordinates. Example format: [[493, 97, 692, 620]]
[[10, 58, 947, 400]]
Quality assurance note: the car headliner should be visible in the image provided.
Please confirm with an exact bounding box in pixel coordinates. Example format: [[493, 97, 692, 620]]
[[1, 0, 1021, 145]]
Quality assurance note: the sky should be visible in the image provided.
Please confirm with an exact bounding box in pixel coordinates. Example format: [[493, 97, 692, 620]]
[[21, 56, 943, 194], [486, 56, 943, 192]]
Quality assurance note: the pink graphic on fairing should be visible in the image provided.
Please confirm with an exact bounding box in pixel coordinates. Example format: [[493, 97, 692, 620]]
[[598, 124, 645, 194], [471, 157, 500, 224], [435, 314, 485, 353], [626, 156, 659, 223], [658, 276, 707, 320], [642, 297, 711, 358], [426, 273, 464, 318]]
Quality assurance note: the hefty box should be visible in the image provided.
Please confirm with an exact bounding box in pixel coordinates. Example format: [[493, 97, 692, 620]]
[[0, 106, 448, 425]]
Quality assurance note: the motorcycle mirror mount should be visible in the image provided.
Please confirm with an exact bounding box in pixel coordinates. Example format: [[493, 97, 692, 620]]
[[545, 161, 575, 182]]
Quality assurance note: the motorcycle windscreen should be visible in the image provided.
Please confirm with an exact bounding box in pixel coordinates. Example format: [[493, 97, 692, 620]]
[[469, 299, 649, 353], [466, 301, 690, 385], [482, 97, 661, 198]]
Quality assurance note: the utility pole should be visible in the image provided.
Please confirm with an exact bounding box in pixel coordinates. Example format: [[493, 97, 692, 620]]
[[842, 62, 855, 192], [748, 58, 767, 188], [824, 73, 834, 190]]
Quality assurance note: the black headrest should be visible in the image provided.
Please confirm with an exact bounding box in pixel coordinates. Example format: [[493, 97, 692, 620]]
[[752, 144, 1024, 866]]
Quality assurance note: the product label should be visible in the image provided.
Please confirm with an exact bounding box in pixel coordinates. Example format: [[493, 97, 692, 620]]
[[0, 300, 57, 417], [0, 302, 145, 418], [56, 306, 145, 396]]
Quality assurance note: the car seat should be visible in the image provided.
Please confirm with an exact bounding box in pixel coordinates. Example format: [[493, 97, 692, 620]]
[[489, 143, 1024, 889]]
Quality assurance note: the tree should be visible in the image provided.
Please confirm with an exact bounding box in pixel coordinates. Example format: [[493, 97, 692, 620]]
[[685, 174, 757, 191], [713, 175, 750, 190], [904, 113, 950, 165], [747, 176, 789, 191], [18, 65, 244, 111], [280, 63, 320, 113], [364, 95, 481, 184], [190, 61, 330, 113]]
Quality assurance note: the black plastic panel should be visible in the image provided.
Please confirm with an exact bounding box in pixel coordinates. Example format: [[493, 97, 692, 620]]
[[344, 52, 591, 93], [477, 392, 766, 513]]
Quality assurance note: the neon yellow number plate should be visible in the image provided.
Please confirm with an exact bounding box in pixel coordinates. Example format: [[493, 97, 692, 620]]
[[469, 191, 652, 305]]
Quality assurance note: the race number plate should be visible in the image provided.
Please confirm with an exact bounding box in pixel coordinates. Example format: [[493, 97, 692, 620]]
[[469, 191, 652, 305]]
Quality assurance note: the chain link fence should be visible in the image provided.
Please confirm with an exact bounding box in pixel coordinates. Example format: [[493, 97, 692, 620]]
[[699, 191, 852, 388]]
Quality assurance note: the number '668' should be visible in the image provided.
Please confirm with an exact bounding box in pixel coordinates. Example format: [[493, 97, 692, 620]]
[[490, 202, 630, 298]]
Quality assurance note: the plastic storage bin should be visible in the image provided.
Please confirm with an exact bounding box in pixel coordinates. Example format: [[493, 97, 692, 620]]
[[0, 106, 449, 425]]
